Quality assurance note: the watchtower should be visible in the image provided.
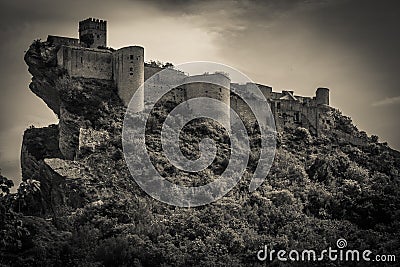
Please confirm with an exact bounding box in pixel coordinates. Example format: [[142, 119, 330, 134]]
[[79, 18, 107, 48], [184, 73, 231, 128], [316, 87, 330, 105], [113, 46, 145, 109]]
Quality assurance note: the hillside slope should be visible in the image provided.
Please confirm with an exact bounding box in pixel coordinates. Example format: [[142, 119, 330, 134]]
[[0, 40, 399, 266]]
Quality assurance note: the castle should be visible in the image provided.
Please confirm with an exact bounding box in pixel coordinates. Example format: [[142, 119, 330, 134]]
[[48, 18, 332, 137]]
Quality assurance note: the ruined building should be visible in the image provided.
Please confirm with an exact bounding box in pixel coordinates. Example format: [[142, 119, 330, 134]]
[[49, 18, 332, 132], [49, 18, 144, 109], [36, 18, 340, 163]]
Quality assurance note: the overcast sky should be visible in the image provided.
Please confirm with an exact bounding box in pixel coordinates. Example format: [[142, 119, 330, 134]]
[[0, 0, 399, 187]]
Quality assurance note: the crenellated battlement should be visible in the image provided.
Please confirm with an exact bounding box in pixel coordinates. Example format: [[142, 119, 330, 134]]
[[78, 18, 107, 30], [78, 17, 107, 48]]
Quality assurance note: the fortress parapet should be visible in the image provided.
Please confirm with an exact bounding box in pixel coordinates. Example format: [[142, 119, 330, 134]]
[[56, 46, 113, 80], [47, 35, 79, 46]]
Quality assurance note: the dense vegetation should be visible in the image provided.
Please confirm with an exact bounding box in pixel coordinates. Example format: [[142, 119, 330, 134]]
[[1, 118, 399, 266]]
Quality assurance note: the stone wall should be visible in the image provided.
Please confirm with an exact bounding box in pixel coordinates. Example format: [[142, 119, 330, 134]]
[[47, 35, 79, 46], [144, 66, 163, 81], [57, 46, 113, 80], [184, 73, 231, 127], [144, 68, 187, 104]]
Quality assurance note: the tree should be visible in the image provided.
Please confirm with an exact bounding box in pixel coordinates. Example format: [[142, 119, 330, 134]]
[[16, 179, 41, 212], [0, 172, 14, 196], [371, 135, 379, 143], [162, 62, 174, 68]]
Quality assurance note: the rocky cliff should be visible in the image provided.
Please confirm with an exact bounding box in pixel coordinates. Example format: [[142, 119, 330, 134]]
[[22, 40, 128, 214]]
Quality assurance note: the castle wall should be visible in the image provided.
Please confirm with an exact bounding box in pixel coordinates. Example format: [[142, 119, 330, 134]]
[[257, 84, 273, 99], [57, 46, 113, 80], [47, 35, 79, 46], [269, 99, 336, 136], [270, 100, 318, 133], [184, 73, 231, 127], [231, 95, 256, 125], [144, 68, 187, 104], [52, 16, 334, 137], [145, 66, 163, 81], [113, 46, 144, 109]]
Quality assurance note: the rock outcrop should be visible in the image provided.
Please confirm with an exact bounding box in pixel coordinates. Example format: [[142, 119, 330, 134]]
[[22, 40, 126, 213]]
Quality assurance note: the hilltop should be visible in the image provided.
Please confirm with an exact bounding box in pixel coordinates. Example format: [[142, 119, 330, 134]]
[[0, 38, 399, 266]]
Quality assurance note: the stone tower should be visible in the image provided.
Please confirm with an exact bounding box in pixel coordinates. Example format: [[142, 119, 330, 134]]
[[316, 87, 330, 105], [184, 73, 231, 128], [113, 46, 145, 109], [79, 18, 107, 48]]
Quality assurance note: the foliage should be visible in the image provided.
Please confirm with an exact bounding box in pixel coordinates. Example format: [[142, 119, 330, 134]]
[[145, 60, 174, 69], [0, 173, 14, 196], [5, 124, 398, 266]]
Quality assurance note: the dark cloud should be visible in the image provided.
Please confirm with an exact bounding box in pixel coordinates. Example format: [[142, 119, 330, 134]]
[[301, 0, 400, 94]]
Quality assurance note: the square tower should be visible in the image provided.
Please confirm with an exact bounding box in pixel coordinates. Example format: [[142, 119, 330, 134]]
[[79, 18, 107, 48]]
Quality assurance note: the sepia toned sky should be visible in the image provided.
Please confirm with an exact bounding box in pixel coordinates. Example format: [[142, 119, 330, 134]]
[[0, 0, 399, 187]]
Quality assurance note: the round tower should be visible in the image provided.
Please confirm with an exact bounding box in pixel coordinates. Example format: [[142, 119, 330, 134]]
[[184, 73, 231, 128], [316, 87, 330, 105], [113, 46, 144, 110], [79, 18, 107, 48]]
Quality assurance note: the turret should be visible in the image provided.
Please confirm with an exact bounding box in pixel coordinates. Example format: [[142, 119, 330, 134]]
[[113, 46, 145, 109], [79, 18, 107, 48], [184, 73, 231, 128], [316, 87, 330, 105]]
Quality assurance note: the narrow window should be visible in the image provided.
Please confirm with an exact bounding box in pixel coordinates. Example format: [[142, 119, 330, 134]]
[[97, 34, 100, 39], [130, 55, 134, 60], [130, 67, 133, 71], [277, 102, 281, 109], [80, 57, 83, 63], [219, 88, 222, 92], [294, 112, 300, 122]]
